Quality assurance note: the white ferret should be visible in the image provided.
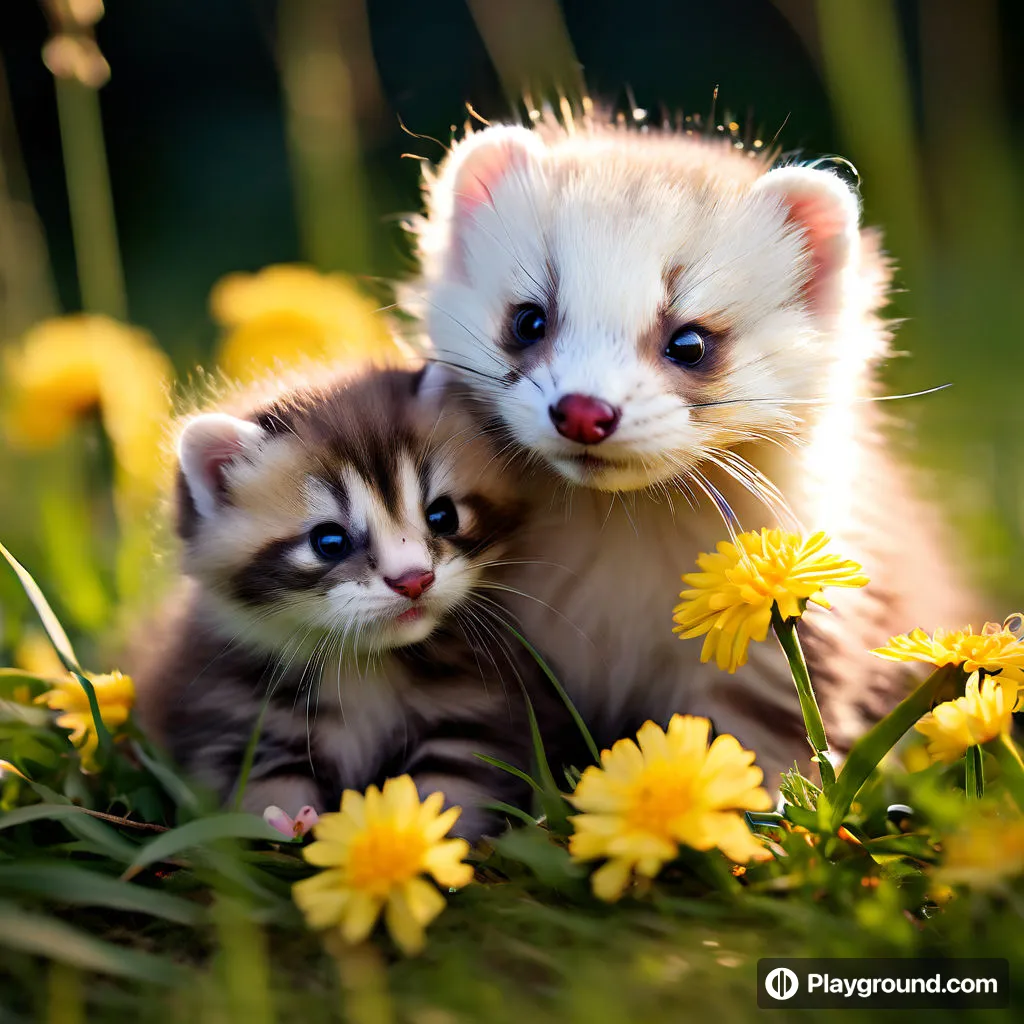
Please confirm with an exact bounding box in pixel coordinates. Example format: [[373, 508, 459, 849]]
[[405, 109, 972, 780]]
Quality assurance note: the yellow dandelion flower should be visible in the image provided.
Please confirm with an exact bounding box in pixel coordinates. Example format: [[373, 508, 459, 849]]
[[568, 715, 773, 902], [3, 315, 173, 494], [872, 617, 1024, 689], [14, 629, 67, 681], [292, 775, 473, 955], [36, 670, 135, 771], [210, 264, 405, 380], [672, 529, 869, 673], [939, 815, 1024, 891], [914, 671, 1018, 764]]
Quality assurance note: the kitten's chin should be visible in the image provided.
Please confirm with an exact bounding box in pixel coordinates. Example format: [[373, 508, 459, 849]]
[[373, 608, 438, 649]]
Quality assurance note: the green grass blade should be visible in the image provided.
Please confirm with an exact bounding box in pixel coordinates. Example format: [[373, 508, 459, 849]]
[[0, 862, 204, 925], [482, 800, 540, 827], [474, 753, 543, 793], [827, 664, 960, 831], [0, 803, 139, 861], [0, 539, 82, 673], [501, 621, 600, 764], [131, 739, 203, 814], [0, 898, 183, 985], [0, 540, 113, 761], [986, 734, 1024, 812], [520, 682, 570, 834], [123, 812, 295, 880], [232, 697, 271, 812], [965, 744, 983, 800]]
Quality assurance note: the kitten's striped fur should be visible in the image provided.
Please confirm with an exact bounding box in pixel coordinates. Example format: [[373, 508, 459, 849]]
[[134, 363, 545, 839]]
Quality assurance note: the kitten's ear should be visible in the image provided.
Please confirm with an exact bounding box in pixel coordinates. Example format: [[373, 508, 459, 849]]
[[177, 413, 264, 521], [410, 361, 453, 421], [442, 126, 544, 277], [753, 166, 861, 318]]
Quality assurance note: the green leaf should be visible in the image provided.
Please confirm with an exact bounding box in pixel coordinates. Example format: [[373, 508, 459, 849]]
[[0, 803, 139, 862], [474, 753, 542, 793], [123, 812, 295, 880], [0, 863, 203, 925], [828, 664, 961, 831], [490, 825, 586, 888], [0, 899, 183, 985], [0, 540, 82, 673], [782, 803, 819, 830]]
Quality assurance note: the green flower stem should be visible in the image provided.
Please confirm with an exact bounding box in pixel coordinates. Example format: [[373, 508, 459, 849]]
[[770, 606, 835, 793], [827, 664, 960, 831], [964, 744, 984, 800], [985, 734, 1024, 812], [54, 78, 127, 319]]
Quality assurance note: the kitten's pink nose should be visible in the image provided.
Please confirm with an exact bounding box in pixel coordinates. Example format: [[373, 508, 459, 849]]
[[385, 570, 435, 600], [549, 394, 621, 445]]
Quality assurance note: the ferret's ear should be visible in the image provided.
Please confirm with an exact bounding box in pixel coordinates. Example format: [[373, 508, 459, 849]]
[[753, 166, 861, 318], [443, 126, 544, 276], [176, 413, 264, 525]]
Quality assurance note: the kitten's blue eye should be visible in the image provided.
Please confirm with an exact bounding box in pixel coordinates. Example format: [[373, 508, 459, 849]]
[[425, 497, 459, 536], [664, 326, 707, 367], [309, 522, 352, 561], [511, 304, 547, 346]]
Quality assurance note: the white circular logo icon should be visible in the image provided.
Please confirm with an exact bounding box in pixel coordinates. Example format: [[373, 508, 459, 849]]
[[765, 967, 800, 1001]]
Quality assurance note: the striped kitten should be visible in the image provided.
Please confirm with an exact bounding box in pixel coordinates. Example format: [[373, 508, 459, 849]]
[[133, 364, 539, 840]]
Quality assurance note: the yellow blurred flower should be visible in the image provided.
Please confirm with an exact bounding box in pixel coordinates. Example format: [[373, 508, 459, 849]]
[[568, 715, 772, 902], [915, 671, 1018, 765], [672, 529, 869, 673], [292, 775, 473, 956], [211, 264, 405, 380], [939, 815, 1024, 891], [36, 670, 135, 770], [3, 315, 173, 494], [14, 629, 67, 681], [872, 617, 1024, 689]]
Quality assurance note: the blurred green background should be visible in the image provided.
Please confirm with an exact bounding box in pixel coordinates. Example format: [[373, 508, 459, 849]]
[[0, 0, 1021, 653]]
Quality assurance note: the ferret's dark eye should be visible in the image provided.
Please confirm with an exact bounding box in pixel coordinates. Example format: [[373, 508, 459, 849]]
[[511, 304, 547, 346], [425, 497, 459, 536], [664, 326, 707, 367], [309, 522, 352, 561]]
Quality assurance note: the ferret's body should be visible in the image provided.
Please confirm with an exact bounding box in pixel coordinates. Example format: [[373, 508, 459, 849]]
[[407, 112, 972, 779], [134, 364, 543, 838]]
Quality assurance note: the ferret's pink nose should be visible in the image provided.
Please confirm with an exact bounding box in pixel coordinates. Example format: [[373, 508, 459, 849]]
[[385, 570, 435, 600], [549, 394, 621, 445]]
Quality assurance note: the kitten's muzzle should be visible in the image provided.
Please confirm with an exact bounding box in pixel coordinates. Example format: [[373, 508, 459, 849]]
[[549, 394, 621, 445], [384, 569, 435, 600]]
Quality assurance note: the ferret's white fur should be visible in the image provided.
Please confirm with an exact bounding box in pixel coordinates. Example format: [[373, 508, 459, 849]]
[[406, 118, 971, 778]]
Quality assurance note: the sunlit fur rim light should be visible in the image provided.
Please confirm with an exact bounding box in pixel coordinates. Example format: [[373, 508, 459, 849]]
[[914, 670, 1018, 765], [872, 618, 1024, 689], [568, 715, 772, 902], [671, 529, 869, 674], [291, 775, 474, 956]]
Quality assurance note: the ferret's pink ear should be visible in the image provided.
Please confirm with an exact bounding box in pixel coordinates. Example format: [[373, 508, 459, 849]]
[[444, 126, 544, 274], [753, 166, 861, 318], [177, 413, 264, 523]]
